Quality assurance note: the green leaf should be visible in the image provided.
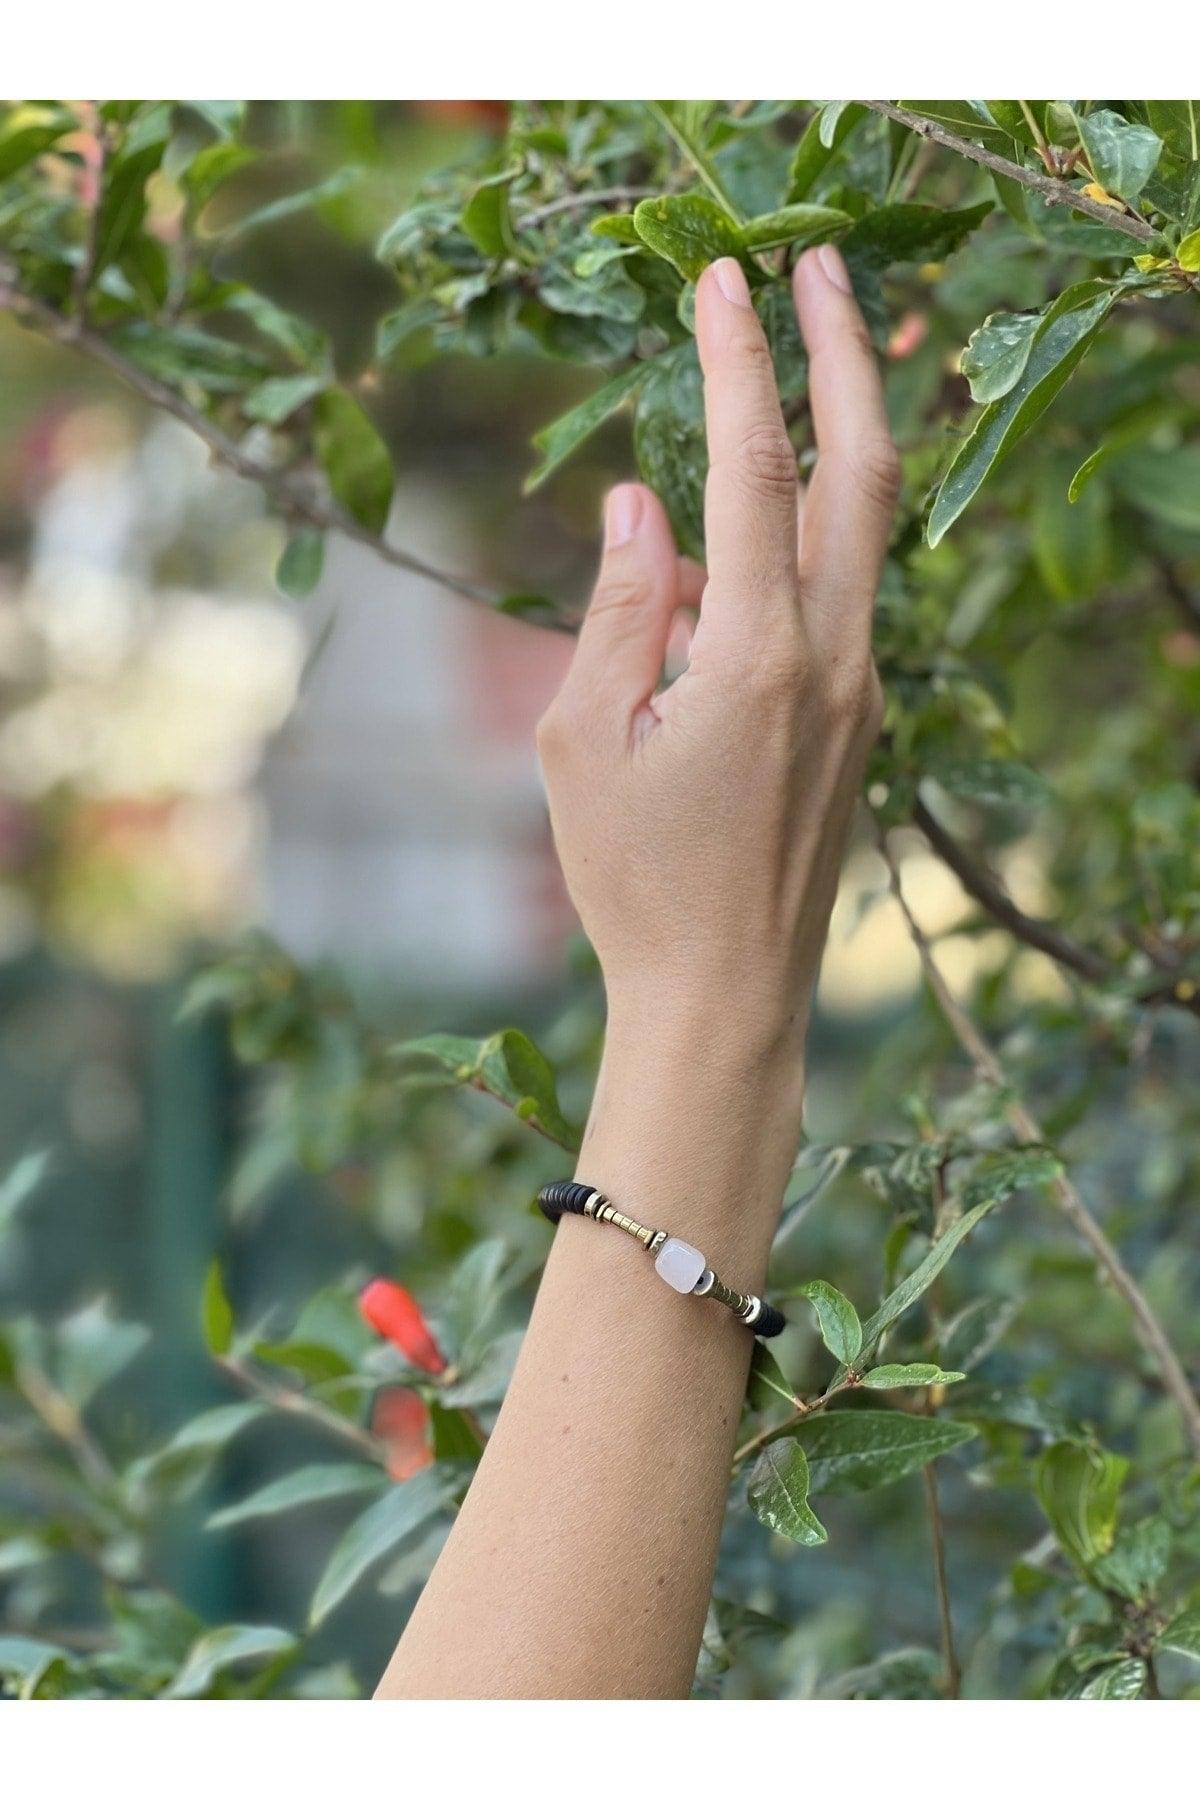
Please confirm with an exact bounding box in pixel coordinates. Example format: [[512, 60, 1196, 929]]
[[208, 1462, 386, 1531], [959, 1146, 1063, 1207], [93, 111, 171, 276], [429, 1400, 483, 1463], [632, 193, 742, 281], [107, 321, 270, 394], [1092, 1516, 1171, 1600], [589, 212, 643, 245], [960, 311, 1041, 404], [183, 140, 255, 213], [524, 363, 648, 494], [1177, 227, 1200, 270], [861, 1364, 965, 1389], [796, 1410, 978, 1494], [243, 373, 325, 426], [313, 390, 394, 535], [795, 1280, 863, 1367], [1033, 465, 1112, 599], [939, 1295, 1019, 1371], [738, 203, 851, 253], [1078, 1657, 1146, 1700], [0, 113, 73, 183], [375, 297, 443, 361], [309, 1462, 462, 1626], [841, 201, 991, 272], [163, 1624, 297, 1699], [126, 1400, 267, 1502], [859, 1200, 1001, 1358], [644, 102, 745, 221], [276, 529, 325, 600], [1035, 1441, 1129, 1570], [747, 1440, 827, 1546], [0, 1148, 50, 1230], [634, 343, 707, 560], [753, 280, 807, 405], [1111, 446, 1200, 532], [1077, 109, 1162, 200], [438, 1328, 523, 1409], [932, 758, 1052, 810], [0, 1635, 72, 1700], [746, 1343, 797, 1412], [1144, 101, 1200, 164], [928, 281, 1121, 546], [222, 165, 361, 244], [54, 1298, 149, 1410], [899, 101, 1018, 154], [200, 1260, 233, 1356], [1157, 1605, 1200, 1663], [460, 166, 520, 258], [787, 104, 866, 200], [392, 1028, 579, 1152]]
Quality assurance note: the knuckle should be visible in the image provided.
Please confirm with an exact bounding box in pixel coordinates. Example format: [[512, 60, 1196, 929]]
[[587, 573, 645, 622], [853, 436, 902, 511], [733, 423, 797, 501], [826, 654, 883, 735], [535, 703, 570, 761]]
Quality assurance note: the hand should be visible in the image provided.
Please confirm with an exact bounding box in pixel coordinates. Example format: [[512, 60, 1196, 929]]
[[537, 244, 898, 1069]]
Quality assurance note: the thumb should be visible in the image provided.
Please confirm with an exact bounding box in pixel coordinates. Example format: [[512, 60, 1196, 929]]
[[567, 484, 680, 712]]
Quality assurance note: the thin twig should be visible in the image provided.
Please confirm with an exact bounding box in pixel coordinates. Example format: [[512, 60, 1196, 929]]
[[70, 104, 107, 325], [912, 792, 1200, 1019], [0, 264, 571, 627], [732, 1378, 847, 1470], [857, 102, 1160, 246], [922, 1458, 961, 1696], [16, 1365, 116, 1488], [216, 1355, 389, 1465], [519, 185, 656, 231], [875, 820, 1200, 1459]]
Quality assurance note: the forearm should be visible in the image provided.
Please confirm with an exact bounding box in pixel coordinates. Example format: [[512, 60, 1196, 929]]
[[376, 1005, 806, 1699]]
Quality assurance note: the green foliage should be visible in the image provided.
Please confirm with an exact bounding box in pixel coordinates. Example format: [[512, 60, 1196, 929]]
[[3, 96, 1200, 1703]]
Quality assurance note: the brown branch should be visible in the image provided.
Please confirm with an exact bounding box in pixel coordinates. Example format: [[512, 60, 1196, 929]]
[[876, 821, 1200, 1460], [519, 185, 656, 231], [16, 1365, 116, 1488], [0, 264, 578, 629], [216, 1355, 389, 1465], [922, 1458, 961, 1697], [912, 792, 1200, 1020], [858, 102, 1160, 247]]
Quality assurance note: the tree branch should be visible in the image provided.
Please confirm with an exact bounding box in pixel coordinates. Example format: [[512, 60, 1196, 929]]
[[857, 102, 1160, 247], [922, 1458, 961, 1697], [912, 792, 1200, 1020], [519, 185, 657, 231], [216, 1355, 389, 1465], [0, 263, 580, 629], [876, 821, 1200, 1460]]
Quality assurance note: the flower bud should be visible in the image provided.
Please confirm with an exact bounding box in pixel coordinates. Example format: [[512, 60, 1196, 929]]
[[372, 1387, 433, 1481], [358, 1278, 447, 1375]]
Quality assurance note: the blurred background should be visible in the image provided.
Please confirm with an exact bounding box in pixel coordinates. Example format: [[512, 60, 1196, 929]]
[[3, 100, 1195, 1699]]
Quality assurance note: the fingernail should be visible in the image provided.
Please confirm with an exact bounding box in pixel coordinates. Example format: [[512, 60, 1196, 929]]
[[605, 484, 641, 548], [816, 243, 853, 294], [712, 257, 752, 307]]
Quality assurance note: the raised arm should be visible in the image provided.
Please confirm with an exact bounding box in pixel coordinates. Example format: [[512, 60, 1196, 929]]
[[376, 244, 898, 1699]]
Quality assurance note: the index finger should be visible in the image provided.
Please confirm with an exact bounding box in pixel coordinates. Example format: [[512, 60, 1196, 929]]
[[693, 257, 799, 633]]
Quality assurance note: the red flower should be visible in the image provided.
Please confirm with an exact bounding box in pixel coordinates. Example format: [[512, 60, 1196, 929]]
[[358, 1278, 447, 1375], [372, 1387, 434, 1482]]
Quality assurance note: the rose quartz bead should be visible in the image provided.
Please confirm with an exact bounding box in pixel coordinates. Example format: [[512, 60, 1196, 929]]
[[654, 1237, 707, 1295]]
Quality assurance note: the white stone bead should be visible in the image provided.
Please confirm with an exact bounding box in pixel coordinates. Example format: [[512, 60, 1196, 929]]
[[654, 1237, 707, 1295]]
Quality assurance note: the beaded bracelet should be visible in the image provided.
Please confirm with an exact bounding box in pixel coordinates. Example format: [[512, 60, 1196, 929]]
[[537, 1180, 786, 1338]]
